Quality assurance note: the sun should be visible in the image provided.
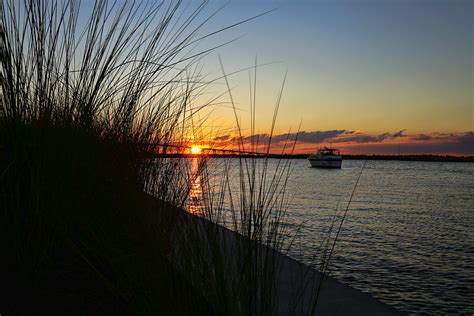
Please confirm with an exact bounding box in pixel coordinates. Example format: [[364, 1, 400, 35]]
[[191, 145, 202, 155]]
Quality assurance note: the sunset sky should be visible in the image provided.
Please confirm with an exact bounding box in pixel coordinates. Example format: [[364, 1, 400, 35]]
[[193, 0, 473, 155], [77, 0, 472, 155]]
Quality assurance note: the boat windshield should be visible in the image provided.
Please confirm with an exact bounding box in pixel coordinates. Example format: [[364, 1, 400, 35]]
[[317, 147, 340, 155]]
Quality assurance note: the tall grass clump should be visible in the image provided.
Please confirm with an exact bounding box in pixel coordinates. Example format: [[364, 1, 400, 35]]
[[0, 0, 234, 313], [0, 0, 334, 314]]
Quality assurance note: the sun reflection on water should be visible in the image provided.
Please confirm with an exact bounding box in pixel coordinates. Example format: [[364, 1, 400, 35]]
[[187, 158, 204, 215]]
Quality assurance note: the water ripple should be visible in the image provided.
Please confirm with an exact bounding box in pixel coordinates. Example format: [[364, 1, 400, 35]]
[[212, 159, 474, 314]]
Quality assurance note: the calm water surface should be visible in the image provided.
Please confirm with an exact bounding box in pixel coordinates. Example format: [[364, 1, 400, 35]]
[[199, 159, 474, 315]]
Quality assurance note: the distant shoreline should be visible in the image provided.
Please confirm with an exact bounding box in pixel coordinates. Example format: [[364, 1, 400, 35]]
[[3, 145, 471, 162], [152, 153, 474, 163]]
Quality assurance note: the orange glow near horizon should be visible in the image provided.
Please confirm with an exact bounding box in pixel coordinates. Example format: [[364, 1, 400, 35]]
[[191, 145, 202, 155]]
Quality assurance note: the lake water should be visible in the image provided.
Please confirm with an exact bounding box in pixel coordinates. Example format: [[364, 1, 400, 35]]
[[189, 158, 474, 314]]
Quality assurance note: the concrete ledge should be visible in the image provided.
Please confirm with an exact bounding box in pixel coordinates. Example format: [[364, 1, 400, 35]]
[[148, 195, 403, 315], [276, 254, 403, 315]]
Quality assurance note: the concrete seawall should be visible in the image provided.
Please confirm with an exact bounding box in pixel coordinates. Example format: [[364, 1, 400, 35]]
[[168, 205, 404, 316], [275, 253, 403, 315], [151, 198, 404, 316]]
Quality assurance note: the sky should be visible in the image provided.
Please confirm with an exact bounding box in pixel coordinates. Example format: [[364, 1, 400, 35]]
[[190, 0, 473, 155], [76, 0, 473, 155]]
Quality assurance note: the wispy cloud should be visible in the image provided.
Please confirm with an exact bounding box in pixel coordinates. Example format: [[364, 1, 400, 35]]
[[331, 131, 405, 143], [212, 130, 349, 146], [413, 134, 432, 141], [392, 130, 406, 138]]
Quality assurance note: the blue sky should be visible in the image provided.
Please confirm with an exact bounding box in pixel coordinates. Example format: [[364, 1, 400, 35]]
[[196, 0, 472, 137], [75, 0, 473, 154]]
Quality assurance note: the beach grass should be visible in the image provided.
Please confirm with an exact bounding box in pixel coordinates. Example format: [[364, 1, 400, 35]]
[[0, 0, 218, 313], [0, 1, 331, 314]]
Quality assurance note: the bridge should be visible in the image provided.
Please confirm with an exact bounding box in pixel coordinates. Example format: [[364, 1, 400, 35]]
[[151, 143, 283, 157]]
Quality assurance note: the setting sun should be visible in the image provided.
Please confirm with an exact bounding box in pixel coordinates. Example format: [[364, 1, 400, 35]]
[[191, 146, 202, 155]]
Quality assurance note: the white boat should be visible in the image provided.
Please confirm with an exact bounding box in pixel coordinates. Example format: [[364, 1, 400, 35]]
[[308, 147, 342, 168]]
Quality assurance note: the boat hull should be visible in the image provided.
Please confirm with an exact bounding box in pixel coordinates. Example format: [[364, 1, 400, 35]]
[[308, 159, 342, 168]]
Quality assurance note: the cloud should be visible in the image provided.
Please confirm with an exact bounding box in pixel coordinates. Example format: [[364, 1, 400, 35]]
[[332, 134, 380, 143], [213, 134, 231, 141], [457, 131, 474, 146], [214, 129, 408, 146], [339, 131, 474, 155], [413, 134, 432, 141], [332, 130, 406, 143], [223, 130, 351, 145], [392, 129, 406, 138], [293, 130, 350, 143]]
